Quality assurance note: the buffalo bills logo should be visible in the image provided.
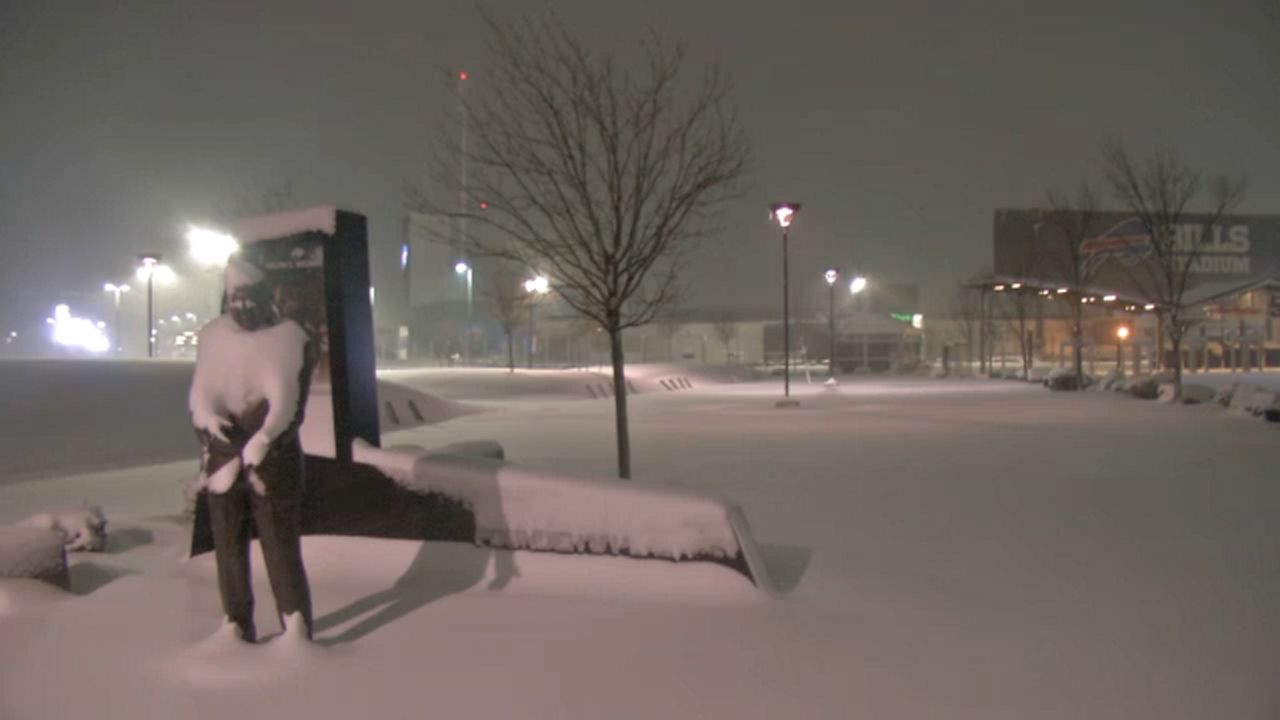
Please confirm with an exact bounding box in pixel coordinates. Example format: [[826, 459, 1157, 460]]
[[1080, 218, 1153, 272]]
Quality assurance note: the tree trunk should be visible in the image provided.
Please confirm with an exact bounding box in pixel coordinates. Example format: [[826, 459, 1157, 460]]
[[1072, 302, 1084, 388], [608, 326, 632, 479], [506, 330, 515, 373], [1170, 329, 1184, 402]]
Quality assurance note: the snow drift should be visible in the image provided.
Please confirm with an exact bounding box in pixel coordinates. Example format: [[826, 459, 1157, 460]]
[[352, 441, 772, 590]]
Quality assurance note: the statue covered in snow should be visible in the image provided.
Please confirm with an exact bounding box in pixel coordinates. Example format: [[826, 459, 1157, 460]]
[[189, 255, 316, 643]]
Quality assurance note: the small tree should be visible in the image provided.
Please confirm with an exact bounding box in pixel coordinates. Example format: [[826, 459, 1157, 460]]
[[710, 310, 738, 365], [481, 265, 530, 373], [1102, 139, 1245, 401], [949, 285, 982, 370], [1041, 183, 1103, 384], [432, 12, 749, 478]]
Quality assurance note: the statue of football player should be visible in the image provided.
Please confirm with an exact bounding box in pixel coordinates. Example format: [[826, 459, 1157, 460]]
[[189, 255, 316, 643]]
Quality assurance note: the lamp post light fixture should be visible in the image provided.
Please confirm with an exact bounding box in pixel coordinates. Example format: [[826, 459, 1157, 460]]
[[769, 202, 801, 405], [103, 282, 131, 355], [824, 269, 839, 382], [136, 254, 174, 358], [848, 273, 868, 371], [1116, 325, 1130, 372], [186, 226, 240, 267], [524, 275, 550, 369], [456, 261, 474, 365]]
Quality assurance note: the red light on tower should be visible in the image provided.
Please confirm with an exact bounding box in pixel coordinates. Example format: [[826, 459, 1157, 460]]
[[479, 201, 488, 209], [459, 70, 469, 81]]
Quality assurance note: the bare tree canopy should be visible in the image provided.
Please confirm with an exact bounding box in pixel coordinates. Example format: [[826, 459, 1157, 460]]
[[1042, 182, 1103, 383], [421, 11, 750, 478], [480, 263, 531, 373], [1101, 138, 1246, 399], [434, 11, 749, 332]]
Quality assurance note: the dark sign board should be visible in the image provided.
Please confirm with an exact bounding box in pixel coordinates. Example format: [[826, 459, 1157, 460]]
[[233, 207, 379, 462], [994, 209, 1280, 298]]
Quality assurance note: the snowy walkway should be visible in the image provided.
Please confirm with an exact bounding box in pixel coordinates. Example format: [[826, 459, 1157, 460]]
[[2, 377, 1278, 719]]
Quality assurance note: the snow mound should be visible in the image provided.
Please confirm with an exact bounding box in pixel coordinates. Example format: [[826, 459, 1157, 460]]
[[1227, 383, 1280, 419], [0, 526, 70, 589], [352, 441, 771, 590], [1156, 383, 1215, 405], [377, 379, 480, 431], [19, 505, 107, 552]]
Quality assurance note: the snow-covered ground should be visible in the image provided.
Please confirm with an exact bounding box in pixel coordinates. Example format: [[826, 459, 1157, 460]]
[[2, 371, 1279, 719]]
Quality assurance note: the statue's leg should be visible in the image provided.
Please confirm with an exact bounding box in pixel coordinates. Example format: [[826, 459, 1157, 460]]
[[251, 443, 312, 639], [207, 478, 256, 642]]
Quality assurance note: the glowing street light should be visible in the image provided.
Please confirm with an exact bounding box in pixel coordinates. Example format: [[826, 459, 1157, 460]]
[[824, 269, 839, 381], [848, 273, 869, 371], [187, 226, 240, 268], [1116, 325, 1131, 371], [136, 254, 174, 358], [769, 202, 801, 404], [103, 282, 131, 355], [524, 275, 550, 368], [456, 261, 474, 365]]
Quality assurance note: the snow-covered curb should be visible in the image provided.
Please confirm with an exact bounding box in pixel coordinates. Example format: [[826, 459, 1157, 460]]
[[352, 441, 773, 592]]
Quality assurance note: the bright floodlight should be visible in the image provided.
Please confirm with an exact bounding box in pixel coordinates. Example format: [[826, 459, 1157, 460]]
[[1103, 294, 1117, 302], [103, 282, 131, 294], [187, 226, 240, 267], [1117, 326, 1131, 340], [769, 202, 801, 228], [824, 269, 839, 286], [849, 275, 867, 294], [136, 255, 176, 284], [455, 261, 470, 275], [50, 304, 110, 354], [524, 276, 550, 294], [1144, 303, 1156, 311]]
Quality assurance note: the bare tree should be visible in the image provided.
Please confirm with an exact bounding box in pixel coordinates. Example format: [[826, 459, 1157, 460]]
[[1102, 138, 1246, 400], [481, 264, 530, 373], [710, 310, 738, 365], [1041, 183, 1103, 384], [424, 12, 749, 478], [948, 284, 982, 370], [998, 288, 1036, 379]]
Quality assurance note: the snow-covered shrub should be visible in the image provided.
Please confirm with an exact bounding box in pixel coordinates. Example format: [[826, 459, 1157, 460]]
[[0, 526, 70, 589], [1214, 383, 1237, 407], [1228, 383, 1280, 418], [19, 505, 107, 552], [1045, 368, 1089, 391], [1156, 383, 1215, 405]]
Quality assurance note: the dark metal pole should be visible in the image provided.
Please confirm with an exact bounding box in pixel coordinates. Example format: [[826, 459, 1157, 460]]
[[828, 282, 836, 379], [782, 227, 790, 398], [527, 303, 534, 369]]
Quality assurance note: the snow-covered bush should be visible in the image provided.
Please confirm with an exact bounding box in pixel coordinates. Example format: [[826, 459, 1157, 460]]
[[1214, 383, 1237, 407], [1045, 367, 1090, 391], [1228, 383, 1280, 419], [1156, 383, 1215, 405], [0, 526, 70, 589], [19, 505, 107, 552]]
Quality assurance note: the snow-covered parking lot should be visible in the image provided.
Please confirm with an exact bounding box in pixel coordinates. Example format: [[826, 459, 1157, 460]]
[[2, 371, 1278, 719]]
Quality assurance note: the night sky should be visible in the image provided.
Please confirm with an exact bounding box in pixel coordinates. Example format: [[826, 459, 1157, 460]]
[[2, 0, 1278, 337]]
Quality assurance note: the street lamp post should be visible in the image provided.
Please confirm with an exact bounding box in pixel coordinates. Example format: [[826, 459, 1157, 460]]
[[1116, 325, 1130, 373], [456, 261, 474, 365], [770, 203, 801, 404], [849, 274, 868, 371], [524, 275, 549, 369], [103, 283, 130, 355], [824, 269, 839, 381], [136, 254, 174, 359]]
